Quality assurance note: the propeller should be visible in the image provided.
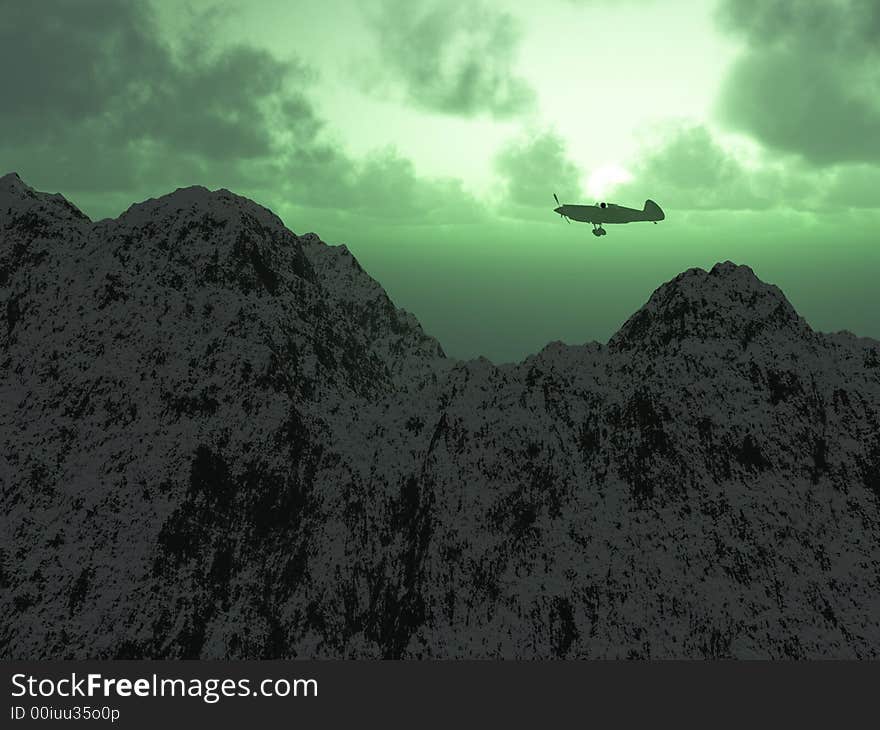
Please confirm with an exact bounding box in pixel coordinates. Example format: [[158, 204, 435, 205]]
[[553, 193, 570, 223]]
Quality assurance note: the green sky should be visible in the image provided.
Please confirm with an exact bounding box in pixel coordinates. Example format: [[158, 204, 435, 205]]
[[3, 0, 878, 361]]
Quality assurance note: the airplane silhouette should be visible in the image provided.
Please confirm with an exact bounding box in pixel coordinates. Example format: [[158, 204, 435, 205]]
[[553, 194, 665, 236]]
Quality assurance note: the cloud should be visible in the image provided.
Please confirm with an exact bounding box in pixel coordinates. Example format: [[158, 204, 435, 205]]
[[347, 150, 484, 222], [0, 1, 483, 225], [715, 0, 880, 165], [283, 146, 485, 224], [619, 125, 769, 210], [365, 0, 535, 119], [0, 1, 316, 161], [494, 131, 583, 214], [823, 165, 880, 209], [614, 124, 831, 212]]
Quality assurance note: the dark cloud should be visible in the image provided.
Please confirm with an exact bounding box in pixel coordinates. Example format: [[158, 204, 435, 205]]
[[620, 125, 768, 210], [715, 0, 880, 165], [343, 150, 484, 222], [616, 124, 827, 211], [823, 165, 880, 209], [279, 146, 485, 224], [0, 1, 483, 224], [494, 131, 583, 213], [366, 0, 535, 118], [0, 1, 314, 160]]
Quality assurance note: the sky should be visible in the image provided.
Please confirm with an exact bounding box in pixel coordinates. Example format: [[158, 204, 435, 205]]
[[2, 0, 879, 362]]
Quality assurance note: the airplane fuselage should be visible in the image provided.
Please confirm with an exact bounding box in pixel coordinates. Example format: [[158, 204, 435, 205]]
[[554, 202, 664, 225]]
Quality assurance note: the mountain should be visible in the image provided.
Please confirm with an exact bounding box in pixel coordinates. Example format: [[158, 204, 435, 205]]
[[2, 173, 879, 659]]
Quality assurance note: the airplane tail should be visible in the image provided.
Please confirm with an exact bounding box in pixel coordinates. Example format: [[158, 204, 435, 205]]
[[643, 199, 665, 221]]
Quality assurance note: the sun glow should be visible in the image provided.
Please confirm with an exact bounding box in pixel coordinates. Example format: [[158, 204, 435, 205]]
[[586, 164, 633, 202]]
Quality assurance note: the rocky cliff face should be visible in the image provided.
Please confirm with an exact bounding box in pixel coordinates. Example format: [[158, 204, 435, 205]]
[[2, 173, 879, 659]]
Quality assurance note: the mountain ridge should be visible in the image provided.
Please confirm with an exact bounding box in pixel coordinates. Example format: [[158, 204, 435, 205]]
[[3, 171, 857, 361], [2, 175, 879, 659]]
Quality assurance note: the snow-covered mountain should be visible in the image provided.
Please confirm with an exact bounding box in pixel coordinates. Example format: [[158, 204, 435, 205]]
[[2, 173, 879, 658]]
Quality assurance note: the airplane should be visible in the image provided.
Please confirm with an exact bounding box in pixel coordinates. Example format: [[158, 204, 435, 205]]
[[553, 194, 665, 236]]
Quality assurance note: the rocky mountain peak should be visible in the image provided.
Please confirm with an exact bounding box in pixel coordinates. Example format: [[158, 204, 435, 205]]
[[609, 260, 813, 353], [91, 184, 317, 298], [115, 185, 287, 233], [1, 174, 445, 402], [1, 172, 89, 225]]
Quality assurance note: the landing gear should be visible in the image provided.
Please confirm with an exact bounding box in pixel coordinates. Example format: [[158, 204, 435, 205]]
[[592, 226, 606, 237]]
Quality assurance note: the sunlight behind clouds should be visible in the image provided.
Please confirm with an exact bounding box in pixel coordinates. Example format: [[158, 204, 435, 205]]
[[587, 164, 633, 201], [163, 0, 739, 205], [509, 0, 740, 184]]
